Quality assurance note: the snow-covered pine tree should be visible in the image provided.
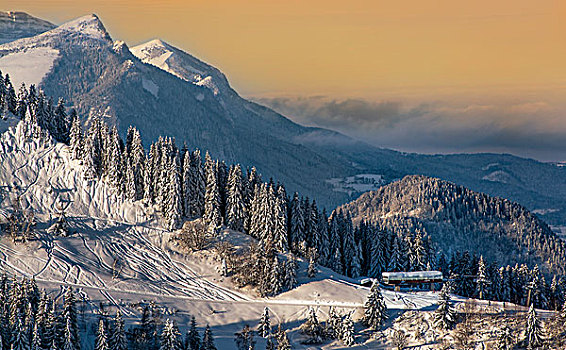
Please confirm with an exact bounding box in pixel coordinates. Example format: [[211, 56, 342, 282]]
[[362, 282, 388, 331], [434, 284, 456, 330], [53, 98, 69, 143], [273, 188, 288, 252], [203, 152, 222, 233], [496, 325, 514, 350], [11, 317, 29, 350], [253, 184, 270, 244], [289, 193, 306, 255], [186, 316, 201, 350], [369, 230, 387, 278], [127, 126, 145, 200], [95, 318, 108, 350], [109, 310, 126, 350], [164, 153, 182, 230], [316, 210, 329, 266], [181, 150, 192, 217], [325, 307, 342, 340], [62, 286, 79, 350], [5, 74, 17, 115], [340, 212, 361, 278], [234, 325, 255, 350], [69, 114, 83, 161], [83, 117, 103, 180], [275, 325, 290, 350], [409, 233, 426, 271], [216, 160, 228, 219], [268, 257, 284, 296], [143, 144, 157, 204], [201, 325, 217, 350], [188, 150, 206, 217], [387, 235, 404, 272], [307, 252, 317, 278], [525, 304, 544, 349], [160, 319, 182, 350], [265, 335, 275, 350], [340, 312, 355, 347], [307, 200, 321, 252], [257, 307, 271, 338], [226, 165, 246, 232], [476, 256, 490, 300], [284, 256, 298, 291], [300, 308, 323, 344]]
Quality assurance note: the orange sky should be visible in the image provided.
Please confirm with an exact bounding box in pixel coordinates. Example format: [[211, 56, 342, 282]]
[[4, 0, 566, 98]]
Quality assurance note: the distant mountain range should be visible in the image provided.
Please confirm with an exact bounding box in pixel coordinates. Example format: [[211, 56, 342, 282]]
[[1, 12, 566, 230]]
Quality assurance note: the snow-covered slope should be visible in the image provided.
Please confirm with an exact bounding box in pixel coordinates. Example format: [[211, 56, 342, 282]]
[[0, 123, 447, 349], [0, 11, 55, 45], [131, 39, 229, 96]]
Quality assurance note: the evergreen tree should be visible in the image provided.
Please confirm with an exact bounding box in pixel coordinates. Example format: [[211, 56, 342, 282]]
[[62, 286, 79, 350], [127, 126, 145, 200], [307, 253, 317, 278], [226, 165, 246, 232], [434, 284, 456, 330], [368, 229, 386, 278], [95, 318, 108, 350], [159, 319, 181, 350], [164, 153, 182, 230], [316, 210, 330, 266], [340, 313, 355, 347], [362, 282, 388, 331], [476, 256, 490, 300], [185, 316, 201, 350], [234, 325, 255, 350], [275, 325, 290, 350], [69, 115, 83, 161], [53, 98, 69, 143], [325, 307, 342, 340], [265, 335, 275, 350], [289, 193, 306, 255], [201, 325, 217, 350], [300, 308, 323, 344], [525, 304, 543, 349], [11, 317, 29, 350], [31, 321, 41, 350], [284, 257, 297, 291], [109, 311, 126, 350], [257, 307, 271, 338], [188, 150, 206, 217], [272, 191, 288, 253], [496, 325, 515, 350], [203, 152, 222, 233]]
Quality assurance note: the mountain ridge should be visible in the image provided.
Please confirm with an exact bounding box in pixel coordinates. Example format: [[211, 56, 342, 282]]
[[1, 12, 566, 227]]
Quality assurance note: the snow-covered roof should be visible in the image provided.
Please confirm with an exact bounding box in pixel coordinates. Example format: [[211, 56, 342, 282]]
[[382, 271, 443, 280]]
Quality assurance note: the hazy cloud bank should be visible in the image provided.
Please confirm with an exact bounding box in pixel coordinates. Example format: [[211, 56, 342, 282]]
[[253, 95, 566, 162]]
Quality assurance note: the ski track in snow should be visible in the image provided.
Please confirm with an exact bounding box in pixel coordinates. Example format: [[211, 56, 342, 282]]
[[0, 126, 247, 303]]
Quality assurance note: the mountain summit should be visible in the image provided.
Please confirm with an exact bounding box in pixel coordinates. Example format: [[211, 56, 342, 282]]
[[0, 11, 55, 44], [131, 39, 229, 96]]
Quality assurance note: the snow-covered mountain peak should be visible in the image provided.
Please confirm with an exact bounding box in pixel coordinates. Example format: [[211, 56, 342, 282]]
[[54, 14, 111, 41], [131, 39, 230, 96], [0, 11, 55, 44]]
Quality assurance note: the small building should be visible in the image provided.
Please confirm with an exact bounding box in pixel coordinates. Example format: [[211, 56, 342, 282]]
[[382, 271, 443, 286]]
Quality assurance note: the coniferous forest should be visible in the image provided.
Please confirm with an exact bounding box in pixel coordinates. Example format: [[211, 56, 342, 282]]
[[1, 72, 566, 349]]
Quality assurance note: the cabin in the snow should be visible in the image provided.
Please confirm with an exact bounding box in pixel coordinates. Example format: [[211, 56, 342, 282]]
[[382, 271, 443, 287]]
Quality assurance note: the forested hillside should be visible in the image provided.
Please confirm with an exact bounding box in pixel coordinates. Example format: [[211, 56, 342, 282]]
[[339, 175, 566, 276]]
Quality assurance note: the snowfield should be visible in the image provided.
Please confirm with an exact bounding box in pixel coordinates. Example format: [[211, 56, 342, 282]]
[[0, 121, 449, 349], [0, 46, 59, 88]]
